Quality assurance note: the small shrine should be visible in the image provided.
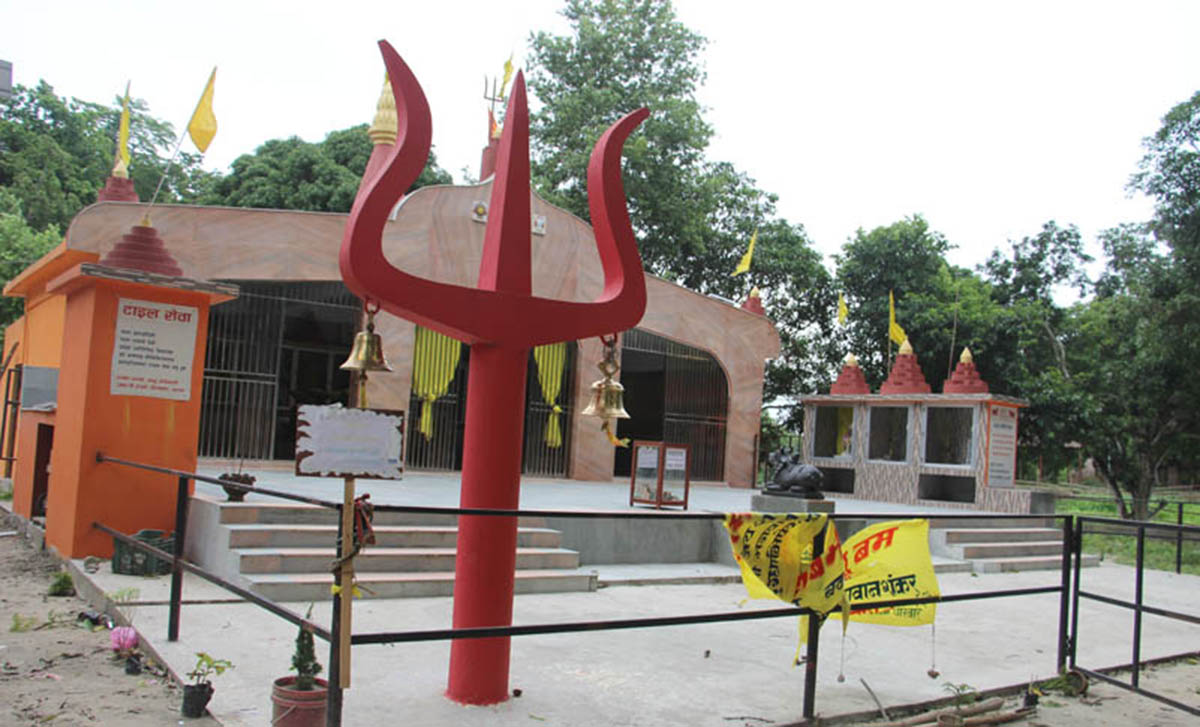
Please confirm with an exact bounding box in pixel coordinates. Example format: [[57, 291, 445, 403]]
[[800, 345, 1047, 514]]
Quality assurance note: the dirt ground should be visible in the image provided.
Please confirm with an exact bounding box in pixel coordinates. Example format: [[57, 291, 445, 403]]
[[0, 514, 219, 726]]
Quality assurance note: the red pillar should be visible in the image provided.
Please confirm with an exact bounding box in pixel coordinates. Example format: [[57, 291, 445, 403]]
[[446, 344, 529, 704]]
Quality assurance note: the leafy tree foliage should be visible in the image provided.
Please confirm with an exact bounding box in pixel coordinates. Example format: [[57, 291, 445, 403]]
[[834, 215, 951, 384], [1130, 90, 1200, 269], [202, 125, 452, 213], [0, 190, 60, 328], [527, 0, 835, 416], [0, 82, 212, 233]]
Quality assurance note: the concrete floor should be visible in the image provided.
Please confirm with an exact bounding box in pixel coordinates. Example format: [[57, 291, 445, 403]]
[[58, 468, 1197, 726]]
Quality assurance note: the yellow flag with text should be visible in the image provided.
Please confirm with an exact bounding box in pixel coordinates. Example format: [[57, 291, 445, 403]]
[[187, 68, 218, 153], [843, 519, 939, 626], [888, 290, 907, 345], [724, 513, 845, 615]]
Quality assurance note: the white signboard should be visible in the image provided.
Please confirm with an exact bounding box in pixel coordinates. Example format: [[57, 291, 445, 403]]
[[986, 404, 1019, 488], [664, 448, 687, 473], [636, 446, 660, 471], [110, 298, 199, 401], [295, 404, 404, 479]]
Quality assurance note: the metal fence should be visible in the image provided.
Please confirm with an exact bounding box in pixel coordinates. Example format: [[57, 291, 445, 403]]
[[89, 452, 1136, 726]]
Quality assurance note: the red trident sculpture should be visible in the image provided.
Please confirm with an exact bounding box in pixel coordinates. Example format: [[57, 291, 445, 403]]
[[340, 41, 648, 705]]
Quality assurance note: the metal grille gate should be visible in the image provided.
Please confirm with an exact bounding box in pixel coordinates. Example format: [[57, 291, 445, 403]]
[[199, 282, 360, 461], [405, 335, 577, 476], [620, 329, 727, 481]]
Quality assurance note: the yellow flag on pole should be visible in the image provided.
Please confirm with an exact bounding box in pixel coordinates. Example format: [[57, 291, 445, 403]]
[[500, 54, 514, 98], [888, 290, 907, 345], [837, 292, 848, 326], [187, 68, 218, 153], [732, 229, 757, 276], [117, 81, 131, 168]]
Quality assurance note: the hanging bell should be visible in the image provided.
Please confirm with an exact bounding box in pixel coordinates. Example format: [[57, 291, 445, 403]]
[[340, 308, 393, 373], [581, 351, 630, 420]]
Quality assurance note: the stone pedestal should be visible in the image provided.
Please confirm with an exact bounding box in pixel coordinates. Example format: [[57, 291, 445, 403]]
[[750, 493, 836, 514]]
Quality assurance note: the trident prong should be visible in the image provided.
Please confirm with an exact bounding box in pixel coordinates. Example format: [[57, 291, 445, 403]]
[[339, 40, 648, 347]]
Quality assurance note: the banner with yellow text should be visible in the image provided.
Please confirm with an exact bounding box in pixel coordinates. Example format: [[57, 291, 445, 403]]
[[843, 519, 939, 626]]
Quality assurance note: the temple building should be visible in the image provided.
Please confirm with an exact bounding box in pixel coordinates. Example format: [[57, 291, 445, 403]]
[[799, 343, 1045, 514], [0, 79, 779, 522]]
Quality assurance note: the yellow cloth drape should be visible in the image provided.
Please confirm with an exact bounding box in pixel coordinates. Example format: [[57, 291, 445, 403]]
[[533, 342, 566, 448], [411, 326, 462, 440]]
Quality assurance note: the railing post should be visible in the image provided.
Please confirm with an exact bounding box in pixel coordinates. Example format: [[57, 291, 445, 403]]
[[1176, 503, 1184, 575], [802, 612, 821, 720], [1069, 517, 1082, 668], [168, 475, 190, 642], [1132, 524, 1145, 688], [326, 503, 345, 727], [1057, 515, 1073, 672]]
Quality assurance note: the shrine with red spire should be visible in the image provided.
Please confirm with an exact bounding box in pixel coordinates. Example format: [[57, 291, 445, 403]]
[[801, 341, 1043, 514]]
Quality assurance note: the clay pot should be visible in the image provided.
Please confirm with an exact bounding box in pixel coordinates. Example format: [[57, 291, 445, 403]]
[[271, 676, 328, 727], [218, 473, 256, 502], [936, 713, 964, 727], [181, 682, 214, 718]]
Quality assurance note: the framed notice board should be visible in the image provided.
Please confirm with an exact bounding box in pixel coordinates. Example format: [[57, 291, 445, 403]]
[[629, 440, 690, 510]]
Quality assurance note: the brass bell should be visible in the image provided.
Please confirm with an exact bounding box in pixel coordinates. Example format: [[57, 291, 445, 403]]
[[341, 308, 393, 373], [581, 347, 629, 420]]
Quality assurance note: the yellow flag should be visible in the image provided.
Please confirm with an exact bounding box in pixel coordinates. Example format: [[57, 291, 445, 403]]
[[888, 290, 907, 345], [500, 54, 514, 98], [724, 513, 845, 614], [837, 292, 848, 326], [117, 81, 131, 168], [187, 68, 218, 153], [732, 229, 757, 276], [842, 519, 939, 626]]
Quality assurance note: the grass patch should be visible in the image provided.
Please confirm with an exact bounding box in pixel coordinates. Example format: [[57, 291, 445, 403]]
[[1055, 496, 1200, 575]]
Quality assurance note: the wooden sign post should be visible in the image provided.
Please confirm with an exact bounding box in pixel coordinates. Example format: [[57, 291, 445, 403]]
[[295, 404, 404, 688]]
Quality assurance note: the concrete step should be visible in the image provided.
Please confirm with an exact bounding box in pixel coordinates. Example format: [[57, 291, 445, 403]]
[[226, 523, 563, 549], [217, 501, 545, 528], [955, 541, 1064, 559], [247, 569, 597, 602], [944, 527, 1064, 544], [928, 517, 1056, 530], [236, 546, 581, 574], [972, 553, 1101, 573]]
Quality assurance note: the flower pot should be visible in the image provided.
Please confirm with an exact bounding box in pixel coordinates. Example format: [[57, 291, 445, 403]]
[[181, 682, 214, 718], [271, 676, 328, 727], [219, 473, 256, 502]]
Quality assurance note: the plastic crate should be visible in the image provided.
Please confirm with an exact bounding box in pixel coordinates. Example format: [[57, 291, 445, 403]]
[[112, 529, 175, 576]]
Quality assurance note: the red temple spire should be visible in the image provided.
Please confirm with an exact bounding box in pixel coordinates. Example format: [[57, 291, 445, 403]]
[[943, 347, 989, 393], [879, 338, 931, 394]]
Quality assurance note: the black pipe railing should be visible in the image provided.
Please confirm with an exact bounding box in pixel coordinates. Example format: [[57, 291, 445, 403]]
[[1068, 515, 1200, 717], [94, 454, 1092, 725]]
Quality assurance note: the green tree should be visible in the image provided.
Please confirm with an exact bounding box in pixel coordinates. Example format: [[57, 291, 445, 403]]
[[0, 190, 61, 328], [835, 215, 951, 384], [528, 0, 836, 409], [0, 82, 212, 233], [202, 124, 451, 213], [1069, 225, 1199, 519], [1129, 90, 1200, 269]]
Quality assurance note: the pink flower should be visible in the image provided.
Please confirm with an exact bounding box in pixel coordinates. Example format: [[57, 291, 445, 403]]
[[110, 626, 138, 654]]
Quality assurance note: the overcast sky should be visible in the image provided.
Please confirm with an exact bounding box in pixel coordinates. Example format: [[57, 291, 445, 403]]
[[4, 0, 1198, 271]]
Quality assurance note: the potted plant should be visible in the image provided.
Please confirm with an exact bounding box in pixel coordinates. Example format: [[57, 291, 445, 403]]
[[271, 607, 327, 726], [182, 652, 233, 718], [109, 625, 142, 674], [218, 454, 256, 501]]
